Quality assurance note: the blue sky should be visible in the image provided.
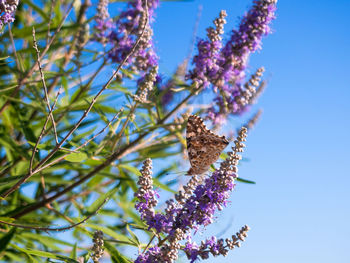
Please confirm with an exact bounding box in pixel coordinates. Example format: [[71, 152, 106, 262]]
[[150, 0, 350, 262]]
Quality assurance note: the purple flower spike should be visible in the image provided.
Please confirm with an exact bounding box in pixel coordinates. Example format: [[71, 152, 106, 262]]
[[208, 0, 276, 123], [186, 1, 276, 124], [187, 10, 228, 90], [223, 0, 277, 73], [184, 225, 251, 262], [134, 158, 158, 224], [107, 0, 159, 74], [0, 0, 19, 30], [94, 0, 114, 44]]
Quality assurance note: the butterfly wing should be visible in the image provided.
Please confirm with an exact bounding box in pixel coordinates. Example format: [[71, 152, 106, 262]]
[[186, 115, 229, 175]]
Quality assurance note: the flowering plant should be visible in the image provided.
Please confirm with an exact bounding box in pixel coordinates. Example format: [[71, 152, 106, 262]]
[[0, 0, 276, 262]]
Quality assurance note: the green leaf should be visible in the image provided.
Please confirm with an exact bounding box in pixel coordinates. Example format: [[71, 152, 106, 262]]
[[70, 243, 77, 260], [21, 233, 75, 250], [87, 174, 104, 188], [104, 241, 132, 263], [85, 224, 135, 246], [22, 0, 49, 20], [236, 177, 256, 184], [64, 152, 88, 162], [23, 252, 39, 263], [11, 244, 79, 263], [86, 185, 118, 214], [119, 164, 141, 176], [0, 228, 16, 253], [153, 178, 176, 194], [126, 224, 140, 246], [0, 175, 24, 186], [4, 251, 24, 262]]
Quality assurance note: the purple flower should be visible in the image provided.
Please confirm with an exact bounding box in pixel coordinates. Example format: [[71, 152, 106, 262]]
[[94, 0, 114, 44], [186, 1, 276, 124], [107, 0, 159, 74], [184, 225, 251, 262], [0, 0, 19, 30], [222, 0, 277, 73], [134, 159, 158, 224], [209, 0, 276, 123], [186, 10, 227, 90], [135, 246, 161, 263]]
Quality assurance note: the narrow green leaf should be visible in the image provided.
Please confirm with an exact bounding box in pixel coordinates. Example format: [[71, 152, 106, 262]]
[[0, 175, 24, 186], [0, 228, 16, 253], [86, 186, 117, 214], [153, 178, 176, 194], [21, 233, 74, 248], [104, 241, 132, 263], [70, 243, 77, 260], [126, 224, 140, 246], [22, 0, 49, 20], [85, 224, 135, 245], [64, 152, 88, 163], [11, 244, 79, 263], [4, 251, 24, 262], [236, 177, 256, 184], [119, 164, 141, 176]]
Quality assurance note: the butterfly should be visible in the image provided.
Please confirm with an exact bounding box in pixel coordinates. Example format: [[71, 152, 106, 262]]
[[186, 115, 229, 175]]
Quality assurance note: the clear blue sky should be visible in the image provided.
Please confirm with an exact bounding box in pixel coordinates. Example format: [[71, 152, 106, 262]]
[[150, 0, 350, 262]]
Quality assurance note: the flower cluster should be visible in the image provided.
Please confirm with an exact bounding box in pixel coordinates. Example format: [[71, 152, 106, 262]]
[[0, 0, 19, 30], [184, 225, 250, 262], [133, 66, 158, 103], [134, 127, 249, 262], [222, 0, 277, 73], [234, 66, 265, 108], [186, 0, 277, 124], [107, 0, 159, 74], [94, 0, 114, 45], [91, 230, 104, 263], [134, 158, 158, 224], [187, 10, 228, 90]]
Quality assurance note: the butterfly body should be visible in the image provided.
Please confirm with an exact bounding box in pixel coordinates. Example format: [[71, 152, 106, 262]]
[[186, 115, 229, 175]]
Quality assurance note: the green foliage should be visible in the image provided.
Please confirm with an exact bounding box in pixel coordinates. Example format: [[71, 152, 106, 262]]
[[0, 1, 186, 261]]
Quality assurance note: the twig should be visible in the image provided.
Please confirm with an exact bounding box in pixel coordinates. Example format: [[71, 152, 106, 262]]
[[29, 88, 62, 174], [116, 132, 160, 160], [8, 23, 22, 73], [0, 198, 108, 231], [58, 179, 114, 204], [46, 0, 55, 44], [32, 27, 59, 144], [111, 103, 138, 151]]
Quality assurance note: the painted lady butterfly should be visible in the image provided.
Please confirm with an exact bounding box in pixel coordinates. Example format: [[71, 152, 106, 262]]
[[186, 115, 229, 175]]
